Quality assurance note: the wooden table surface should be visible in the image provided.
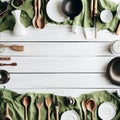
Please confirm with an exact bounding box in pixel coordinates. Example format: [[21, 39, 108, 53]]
[[0, 0, 120, 97]]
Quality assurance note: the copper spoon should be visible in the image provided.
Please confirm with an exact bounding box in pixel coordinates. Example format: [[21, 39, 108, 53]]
[[86, 99, 96, 120], [36, 97, 43, 120], [32, 0, 39, 28], [36, 0, 45, 29], [81, 100, 87, 120], [22, 96, 30, 120], [45, 97, 52, 120]]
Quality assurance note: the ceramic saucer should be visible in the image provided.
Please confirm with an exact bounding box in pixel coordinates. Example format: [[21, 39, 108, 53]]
[[98, 102, 116, 120], [100, 10, 113, 23], [60, 110, 80, 120]]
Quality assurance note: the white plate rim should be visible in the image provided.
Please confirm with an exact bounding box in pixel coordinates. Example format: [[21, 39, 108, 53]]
[[60, 110, 80, 120], [98, 102, 116, 120]]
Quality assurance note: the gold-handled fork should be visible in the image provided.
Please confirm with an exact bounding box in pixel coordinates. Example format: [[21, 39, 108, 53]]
[[36, 97, 43, 120]]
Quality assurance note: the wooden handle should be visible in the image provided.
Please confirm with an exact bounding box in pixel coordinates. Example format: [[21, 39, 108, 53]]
[[37, 0, 41, 12], [55, 106, 59, 120], [48, 108, 50, 120], [25, 107, 28, 120], [34, 0, 38, 11], [5, 102, 9, 117], [84, 112, 86, 120], [10, 45, 24, 51], [38, 109, 40, 120], [116, 22, 120, 35], [90, 0, 93, 17], [0, 62, 17, 66], [92, 112, 94, 120], [93, 0, 97, 15], [0, 57, 11, 60]]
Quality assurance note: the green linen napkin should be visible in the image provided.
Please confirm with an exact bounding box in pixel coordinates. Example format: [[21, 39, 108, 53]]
[[0, 0, 119, 32], [0, 89, 119, 120]]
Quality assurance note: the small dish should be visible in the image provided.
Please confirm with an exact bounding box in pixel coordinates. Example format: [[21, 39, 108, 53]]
[[60, 110, 80, 120], [107, 57, 120, 85], [0, 70, 10, 84], [46, 0, 67, 22], [100, 10, 113, 23], [98, 102, 116, 120]]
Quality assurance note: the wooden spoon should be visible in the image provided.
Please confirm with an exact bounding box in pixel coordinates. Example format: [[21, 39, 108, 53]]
[[0, 44, 24, 51], [4, 102, 11, 120], [45, 97, 52, 120], [81, 100, 87, 120], [36, 0, 45, 29], [32, 0, 39, 28], [22, 96, 31, 120], [36, 97, 43, 120], [86, 99, 96, 120], [0, 63, 17, 66]]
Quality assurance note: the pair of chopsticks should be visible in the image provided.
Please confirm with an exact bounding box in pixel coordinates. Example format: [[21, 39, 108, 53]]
[[90, 0, 98, 38]]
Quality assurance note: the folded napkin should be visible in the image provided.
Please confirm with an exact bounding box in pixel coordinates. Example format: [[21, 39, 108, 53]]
[[0, 0, 119, 32], [0, 89, 119, 120]]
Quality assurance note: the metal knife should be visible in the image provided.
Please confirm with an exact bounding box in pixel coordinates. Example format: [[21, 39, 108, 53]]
[[55, 95, 59, 120]]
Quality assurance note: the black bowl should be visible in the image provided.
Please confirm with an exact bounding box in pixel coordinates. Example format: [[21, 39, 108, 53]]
[[0, 70, 10, 84], [107, 57, 120, 85]]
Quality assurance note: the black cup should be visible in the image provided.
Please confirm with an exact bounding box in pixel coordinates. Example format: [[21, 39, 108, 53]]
[[107, 57, 120, 85], [0, 70, 10, 84]]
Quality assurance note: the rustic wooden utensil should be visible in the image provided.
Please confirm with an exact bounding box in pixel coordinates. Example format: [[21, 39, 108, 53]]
[[36, 0, 45, 29], [0, 44, 24, 51], [22, 96, 31, 120], [4, 102, 12, 120], [45, 97, 52, 120], [81, 100, 87, 120], [86, 99, 96, 120], [32, 0, 39, 28], [0, 57, 11, 60], [0, 62, 17, 66], [36, 97, 43, 120]]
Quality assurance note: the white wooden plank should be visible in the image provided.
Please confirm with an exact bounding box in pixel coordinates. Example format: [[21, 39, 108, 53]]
[[2, 74, 119, 89], [0, 57, 113, 72], [0, 42, 115, 56], [0, 26, 120, 41]]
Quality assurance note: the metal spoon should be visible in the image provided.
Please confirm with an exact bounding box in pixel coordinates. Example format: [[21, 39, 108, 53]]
[[81, 100, 87, 120], [36, 0, 45, 29], [86, 99, 96, 120], [22, 96, 31, 120], [45, 97, 52, 120], [4, 102, 12, 120], [32, 0, 39, 28]]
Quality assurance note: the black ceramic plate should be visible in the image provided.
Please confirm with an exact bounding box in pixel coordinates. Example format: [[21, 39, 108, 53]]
[[107, 57, 120, 85], [0, 70, 10, 84]]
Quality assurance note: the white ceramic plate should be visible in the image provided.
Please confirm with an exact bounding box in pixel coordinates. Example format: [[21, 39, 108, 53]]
[[98, 102, 116, 120], [60, 110, 80, 120], [46, 0, 67, 23], [117, 3, 120, 19], [100, 10, 113, 23]]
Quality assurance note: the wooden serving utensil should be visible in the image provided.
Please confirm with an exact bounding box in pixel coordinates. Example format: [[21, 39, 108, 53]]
[[0, 44, 24, 52], [45, 96, 52, 120], [86, 99, 96, 120], [22, 96, 31, 120], [36, 0, 45, 29], [81, 100, 87, 120], [0, 62, 17, 66], [116, 22, 120, 35], [32, 0, 39, 28], [4, 102, 12, 120], [0, 57, 11, 60], [36, 97, 43, 120]]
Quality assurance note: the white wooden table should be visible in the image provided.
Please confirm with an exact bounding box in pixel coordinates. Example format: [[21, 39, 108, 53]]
[[0, 0, 120, 97]]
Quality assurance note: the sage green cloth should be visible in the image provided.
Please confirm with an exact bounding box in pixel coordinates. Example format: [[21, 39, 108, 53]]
[[0, 0, 119, 32], [0, 89, 119, 120]]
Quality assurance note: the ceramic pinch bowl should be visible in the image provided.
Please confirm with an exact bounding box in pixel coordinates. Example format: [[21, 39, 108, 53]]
[[107, 57, 120, 85], [0, 70, 10, 84], [100, 10, 113, 23]]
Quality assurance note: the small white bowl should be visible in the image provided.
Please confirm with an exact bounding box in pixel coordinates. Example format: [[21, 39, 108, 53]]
[[100, 10, 113, 23]]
